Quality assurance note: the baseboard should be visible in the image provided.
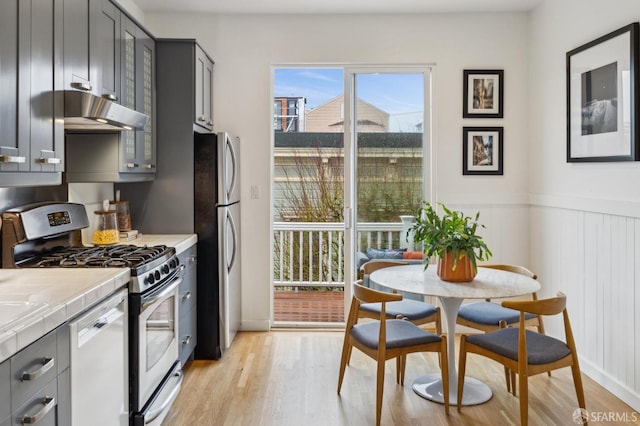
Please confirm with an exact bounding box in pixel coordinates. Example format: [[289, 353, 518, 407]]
[[580, 357, 640, 412], [240, 319, 271, 331]]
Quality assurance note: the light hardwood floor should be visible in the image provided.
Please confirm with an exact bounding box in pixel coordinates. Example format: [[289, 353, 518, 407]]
[[163, 330, 636, 426]]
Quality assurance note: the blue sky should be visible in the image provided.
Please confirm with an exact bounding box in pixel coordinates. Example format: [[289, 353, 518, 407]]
[[274, 68, 424, 114]]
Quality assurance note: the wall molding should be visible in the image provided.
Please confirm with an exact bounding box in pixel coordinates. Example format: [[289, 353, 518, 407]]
[[530, 193, 640, 219]]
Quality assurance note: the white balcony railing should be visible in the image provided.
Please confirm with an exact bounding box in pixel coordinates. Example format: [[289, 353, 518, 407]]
[[273, 220, 414, 289]]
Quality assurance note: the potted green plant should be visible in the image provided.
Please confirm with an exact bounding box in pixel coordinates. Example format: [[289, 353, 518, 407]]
[[408, 202, 492, 282]]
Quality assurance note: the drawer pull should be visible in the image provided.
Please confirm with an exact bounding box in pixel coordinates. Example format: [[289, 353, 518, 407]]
[[144, 163, 156, 169], [36, 157, 61, 165], [21, 357, 55, 381], [181, 335, 192, 346], [126, 163, 139, 169], [182, 291, 192, 301], [21, 396, 55, 424], [0, 155, 26, 164], [188, 255, 197, 264]]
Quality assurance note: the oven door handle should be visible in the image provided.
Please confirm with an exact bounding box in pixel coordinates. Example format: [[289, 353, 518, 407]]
[[142, 277, 182, 311], [144, 369, 183, 424]]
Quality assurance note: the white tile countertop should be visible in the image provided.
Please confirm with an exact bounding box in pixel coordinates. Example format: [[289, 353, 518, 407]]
[[0, 268, 130, 363], [0, 234, 197, 363], [128, 234, 197, 255]]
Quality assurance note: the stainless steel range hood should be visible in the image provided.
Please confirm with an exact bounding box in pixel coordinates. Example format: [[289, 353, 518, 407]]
[[63, 91, 149, 131]]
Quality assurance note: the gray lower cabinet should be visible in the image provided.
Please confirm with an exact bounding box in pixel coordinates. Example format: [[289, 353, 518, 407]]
[[1, 327, 70, 426], [0, 361, 9, 425], [178, 244, 197, 365], [0, 0, 64, 186]]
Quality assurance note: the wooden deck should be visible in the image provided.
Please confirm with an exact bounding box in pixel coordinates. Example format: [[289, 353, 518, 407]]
[[274, 290, 345, 323]]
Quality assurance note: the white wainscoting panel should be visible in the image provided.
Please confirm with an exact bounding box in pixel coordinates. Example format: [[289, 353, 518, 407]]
[[531, 205, 640, 411]]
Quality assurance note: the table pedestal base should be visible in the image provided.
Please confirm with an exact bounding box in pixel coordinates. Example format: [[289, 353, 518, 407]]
[[412, 373, 492, 406]]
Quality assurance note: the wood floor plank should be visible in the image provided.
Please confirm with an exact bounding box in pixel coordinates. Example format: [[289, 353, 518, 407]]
[[163, 331, 637, 425]]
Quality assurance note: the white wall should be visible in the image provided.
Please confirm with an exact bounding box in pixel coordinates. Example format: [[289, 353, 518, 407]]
[[144, 11, 532, 331], [529, 0, 640, 410]]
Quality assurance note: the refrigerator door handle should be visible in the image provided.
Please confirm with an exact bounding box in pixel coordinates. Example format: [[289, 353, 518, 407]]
[[224, 134, 238, 202], [226, 209, 238, 272]]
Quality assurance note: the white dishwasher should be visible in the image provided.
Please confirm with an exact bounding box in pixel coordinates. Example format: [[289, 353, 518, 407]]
[[69, 288, 129, 426]]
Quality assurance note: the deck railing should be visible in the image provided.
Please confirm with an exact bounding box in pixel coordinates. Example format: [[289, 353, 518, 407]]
[[273, 220, 414, 289]]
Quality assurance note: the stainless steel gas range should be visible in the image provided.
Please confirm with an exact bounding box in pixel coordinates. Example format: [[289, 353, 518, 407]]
[[1, 201, 183, 426]]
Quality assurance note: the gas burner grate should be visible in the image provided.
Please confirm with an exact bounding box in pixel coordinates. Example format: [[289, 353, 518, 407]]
[[17, 244, 172, 270]]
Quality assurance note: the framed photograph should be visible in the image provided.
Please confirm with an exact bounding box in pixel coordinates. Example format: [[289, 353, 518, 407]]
[[463, 69, 504, 118], [566, 23, 639, 162], [463, 127, 503, 175]]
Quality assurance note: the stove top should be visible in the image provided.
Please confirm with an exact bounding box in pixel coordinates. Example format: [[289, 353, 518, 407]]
[[2, 202, 182, 294], [17, 244, 173, 270]]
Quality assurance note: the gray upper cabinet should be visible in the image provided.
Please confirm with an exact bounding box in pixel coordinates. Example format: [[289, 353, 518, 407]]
[[64, 1, 156, 183], [120, 16, 156, 174], [194, 45, 214, 131], [92, 0, 121, 101], [0, 0, 63, 186], [63, 0, 119, 99]]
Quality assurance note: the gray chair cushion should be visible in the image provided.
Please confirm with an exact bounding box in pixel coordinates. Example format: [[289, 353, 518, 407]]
[[458, 301, 537, 325], [360, 299, 437, 320], [466, 327, 571, 364], [351, 319, 441, 350]]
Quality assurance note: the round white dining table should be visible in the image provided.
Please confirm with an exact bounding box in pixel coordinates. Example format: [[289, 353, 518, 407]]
[[369, 263, 540, 406]]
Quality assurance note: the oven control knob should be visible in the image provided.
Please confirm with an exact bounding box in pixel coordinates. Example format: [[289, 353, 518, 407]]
[[162, 265, 170, 274], [147, 274, 155, 285], [154, 270, 161, 281]]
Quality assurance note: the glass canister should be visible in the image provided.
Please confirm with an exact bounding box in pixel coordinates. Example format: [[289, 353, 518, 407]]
[[92, 210, 119, 245], [109, 200, 131, 232]]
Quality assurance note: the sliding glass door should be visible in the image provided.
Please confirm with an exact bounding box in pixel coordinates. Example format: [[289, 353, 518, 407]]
[[344, 68, 431, 306], [272, 66, 431, 324]]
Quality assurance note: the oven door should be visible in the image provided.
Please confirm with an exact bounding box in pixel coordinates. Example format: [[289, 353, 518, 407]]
[[137, 276, 181, 408]]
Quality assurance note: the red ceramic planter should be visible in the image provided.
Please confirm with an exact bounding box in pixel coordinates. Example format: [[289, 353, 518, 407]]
[[437, 251, 476, 282]]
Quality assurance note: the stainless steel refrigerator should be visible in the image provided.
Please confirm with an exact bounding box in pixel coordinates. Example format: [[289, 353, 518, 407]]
[[118, 131, 241, 360], [194, 131, 241, 359]]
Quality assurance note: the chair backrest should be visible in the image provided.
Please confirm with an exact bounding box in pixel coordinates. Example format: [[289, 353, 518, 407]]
[[502, 292, 566, 316], [353, 280, 402, 304], [482, 264, 537, 280], [362, 260, 408, 275]]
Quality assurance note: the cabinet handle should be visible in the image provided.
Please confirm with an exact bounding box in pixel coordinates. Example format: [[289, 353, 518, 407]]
[[197, 116, 207, 122], [0, 155, 26, 164], [207, 121, 213, 127], [144, 164, 156, 169], [21, 396, 56, 424], [181, 335, 192, 346], [70, 82, 92, 92], [102, 93, 117, 101], [126, 163, 139, 169], [182, 291, 192, 301], [21, 357, 55, 381], [36, 157, 61, 165], [188, 255, 197, 264]]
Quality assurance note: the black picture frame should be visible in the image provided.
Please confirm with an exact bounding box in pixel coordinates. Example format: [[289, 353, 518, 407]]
[[463, 127, 503, 175], [463, 70, 504, 118], [566, 22, 639, 162]]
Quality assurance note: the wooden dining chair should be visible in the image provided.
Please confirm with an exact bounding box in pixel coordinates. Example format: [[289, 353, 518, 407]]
[[359, 260, 441, 333], [338, 280, 449, 426], [456, 264, 546, 393], [457, 292, 586, 426]]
